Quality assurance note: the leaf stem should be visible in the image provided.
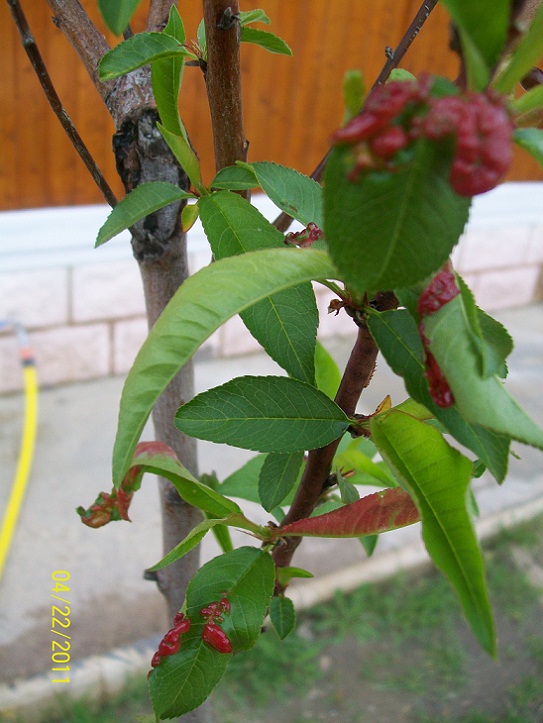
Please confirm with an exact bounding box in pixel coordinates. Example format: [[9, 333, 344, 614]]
[[8, 0, 118, 207]]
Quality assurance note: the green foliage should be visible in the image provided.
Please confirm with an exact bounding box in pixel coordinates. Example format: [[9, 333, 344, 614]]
[[240, 27, 292, 56], [514, 127, 543, 168], [372, 410, 495, 654], [269, 596, 296, 639], [258, 451, 303, 511], [174, 375, 351, 453], [324, 139, 471, 293], [151, 6, 186, 139], [493, 3, 543, 93], [98, 32, 193, 81], [97, 0, 144, 35], [111, 248, 337, 487], [96, 183, 194, 246], [441, 0, 512, 90]]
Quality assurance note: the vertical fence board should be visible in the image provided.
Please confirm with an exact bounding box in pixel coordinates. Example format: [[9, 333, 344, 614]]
[[1, 0, 541, 211]]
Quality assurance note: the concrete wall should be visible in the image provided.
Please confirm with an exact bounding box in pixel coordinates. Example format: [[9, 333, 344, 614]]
[[1, 185, 542, 394]]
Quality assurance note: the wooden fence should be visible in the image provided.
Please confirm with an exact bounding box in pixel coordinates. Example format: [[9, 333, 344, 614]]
[[1, 0, 541, 210]]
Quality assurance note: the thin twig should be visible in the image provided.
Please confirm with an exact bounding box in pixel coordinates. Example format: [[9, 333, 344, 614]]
[[7, 0, 118, 207], [203, 0, 248, 173], [272, 0, 439, 232]]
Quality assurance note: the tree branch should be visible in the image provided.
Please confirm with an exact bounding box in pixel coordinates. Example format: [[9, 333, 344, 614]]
[[7, 0, 117, 207], [202, 0, 247, 172], [45, 0, 113, 101], [273, 321, 380, 569], [272, 0, 439, 232], [147, 0, 177, 32]]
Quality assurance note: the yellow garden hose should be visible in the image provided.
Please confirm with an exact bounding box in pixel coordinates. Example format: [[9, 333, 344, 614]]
[[0, 323, 38, 583]]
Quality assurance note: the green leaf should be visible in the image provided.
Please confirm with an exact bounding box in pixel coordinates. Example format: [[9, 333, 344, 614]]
[[148, 518, 226, 570], [149, 626, 230, 718], [277, 487, 419, 538], [211, 163, 258, 190], [269, 596, 296, 639], [186, 547, 275, 653], [220, 455, 267, 503], [314, 341, 341, 399], [98, 0, 143, 35], [258, 451, 304, 511], [158, 123, 204, 192], [334, 447, 397, 488], [151, 6, 186, 139], [424, 296, 543, 450], [342, 69, 365, 120], [336, 469, 360, 504], [112, 248, 338, 486], [324, 140, 470, 294], [98, 33, 192, 81], [127, 443, 242, 518], [197, 18, 207, 61], [181, 201, 200, 232], [359, 534, 379, 557], [239, 9, 271, 26], [199, 191, 318, 382], [510, 84, 543, 120], [174, 376, 351, 453], [96, 182, 194, 246], [275, 566, 314, 587], [241, 27, 292, 55], [251, 162, 324, 228], [493, 4, 543, 93], [441, 0, 511, 90], [514, 127, 543, 168], [367, 309, 511, 483], [371, 409, 495, 654]]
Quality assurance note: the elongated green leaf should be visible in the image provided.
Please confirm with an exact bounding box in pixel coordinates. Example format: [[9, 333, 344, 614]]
[[174, 376, 351, 453], [371, 409, 495, 654], [275, 566, 314, 587], [315, 341, 341, 399], [220, 455, 267, 503], [334, 447, 397, 488], [493, 4, 543, 93], [253, 162, 323, 228], [367, 309, 511, 483], [211, 163, 258, 190], [199, 191, 318, 382], [337, 470, 360, 503], [241, 27, 292, 55], [98, 0, 143, 35], [258, 451, 304, 511], [514, 127, 543, 168], [96, 182, 194, 246], [324, 140, 470, 294], [158, 123, 204, 192], [441, 0, 511, 90], [424, 296, 543, 450], [151, 6, 186, 139], [112, 248, 338, 486], [148, 518, 225, 570], [277, 487, 419, 538], [127, 442, 242, 518], [269, 596, 296, 639], [99, 33, 191, 81], [239, 9, 271, 26]]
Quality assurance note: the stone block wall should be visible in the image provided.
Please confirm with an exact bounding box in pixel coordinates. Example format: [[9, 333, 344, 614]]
[[1, 185, 541, 394]]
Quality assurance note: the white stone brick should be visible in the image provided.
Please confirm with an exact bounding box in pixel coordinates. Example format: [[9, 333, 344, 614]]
[[527, 225, 543, 265], [71, 260, 145, 323], [474, 266, 541, 311], [458, 227, 533, 273], [30, 324, 111, 387], [0, 269, 68, 329], [0, 333, 24, 393], [112, 317, 148, 375]]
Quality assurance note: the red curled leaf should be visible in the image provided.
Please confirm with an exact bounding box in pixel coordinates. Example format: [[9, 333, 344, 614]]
[[276, 487, 419, 539]]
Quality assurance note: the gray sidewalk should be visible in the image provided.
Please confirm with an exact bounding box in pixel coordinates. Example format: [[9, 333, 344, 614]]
[[0, 304, 542, 702]]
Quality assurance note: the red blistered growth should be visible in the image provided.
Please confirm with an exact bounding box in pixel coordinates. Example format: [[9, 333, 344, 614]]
[[424, 351, 455, 408], [149, 612, 192, 671], [284, 222, 324, 248], [202, 622, 233, 654], [76, 487, 134, 528], [417, 263, 459, 317]]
